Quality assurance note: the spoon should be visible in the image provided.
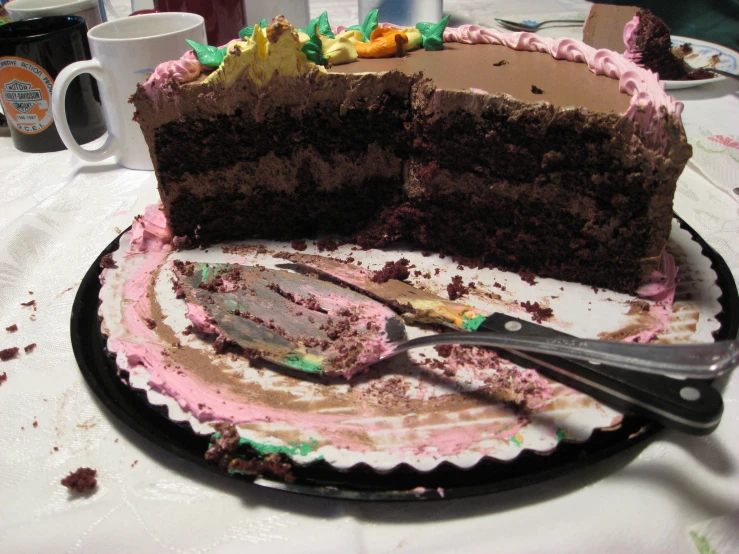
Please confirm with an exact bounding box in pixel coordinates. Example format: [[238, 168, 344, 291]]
[[494, 18, 585, 32], [172, 262, 726, 434]]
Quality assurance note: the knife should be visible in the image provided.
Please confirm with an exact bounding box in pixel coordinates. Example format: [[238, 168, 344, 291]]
[[280, 253, 724, 435]]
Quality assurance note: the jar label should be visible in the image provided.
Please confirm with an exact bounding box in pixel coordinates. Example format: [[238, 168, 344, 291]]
[[0, 57, 55, 135]]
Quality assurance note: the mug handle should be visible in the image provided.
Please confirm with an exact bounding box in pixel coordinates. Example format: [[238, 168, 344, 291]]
[[51, 59, 119, 163]]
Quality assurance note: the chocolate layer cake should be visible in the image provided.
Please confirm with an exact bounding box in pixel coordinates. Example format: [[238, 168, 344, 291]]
[[132, 16, 691, 294], [583, 4, 713, 81]]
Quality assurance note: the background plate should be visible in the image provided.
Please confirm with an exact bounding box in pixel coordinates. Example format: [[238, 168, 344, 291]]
[[664, 36, 739, 89]]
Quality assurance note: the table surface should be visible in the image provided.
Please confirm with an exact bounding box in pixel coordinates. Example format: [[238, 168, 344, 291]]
[[2, 1, 738, 552]]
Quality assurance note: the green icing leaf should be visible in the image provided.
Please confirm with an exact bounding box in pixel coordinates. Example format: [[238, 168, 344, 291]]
[[300, 31, 327, 66], [186, 39, 228, 67], [416, 14, 450, 51], [238, 19, 268, 40], [317, 11, 334, 37], [300, 10, 334, 38], [346, 8, 378, 42]]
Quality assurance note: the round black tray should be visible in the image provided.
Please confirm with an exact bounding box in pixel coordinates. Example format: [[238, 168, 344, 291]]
[[70, 218, 738, 501]]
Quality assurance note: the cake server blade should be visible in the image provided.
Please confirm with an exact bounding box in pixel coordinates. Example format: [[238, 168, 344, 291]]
[[173, 262, 404, 378], [280, 253, 727, 435]]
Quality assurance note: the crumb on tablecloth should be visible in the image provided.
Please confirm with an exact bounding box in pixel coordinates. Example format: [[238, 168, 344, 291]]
[[61, 467, 97, 493], [0, 347, 19, 361]]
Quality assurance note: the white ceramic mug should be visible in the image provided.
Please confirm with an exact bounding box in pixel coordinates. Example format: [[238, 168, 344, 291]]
[[243, 0, 309, 30], [51, 12, 205, 170], [358, 0, 443, 28], [5, 0, 103, 29]]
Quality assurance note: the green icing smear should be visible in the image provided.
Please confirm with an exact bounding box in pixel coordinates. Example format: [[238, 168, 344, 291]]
[[186, 39, 228, 67], [689, 531, 718, 554], [416, 14, 450, 51], [238, 436, 321, 458], [346, 8, 378, 42], [509, 435, 523, 447], [555, 428, 568, 441], [461, 314, 486, 331], [212, 433, 323, 464], [283, 353, 323, 374]]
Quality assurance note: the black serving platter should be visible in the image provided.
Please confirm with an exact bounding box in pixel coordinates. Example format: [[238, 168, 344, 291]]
[[70, 217, 738, 501]]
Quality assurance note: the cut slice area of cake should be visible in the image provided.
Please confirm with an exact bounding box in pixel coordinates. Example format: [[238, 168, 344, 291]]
[[132, 14, 691, 294]]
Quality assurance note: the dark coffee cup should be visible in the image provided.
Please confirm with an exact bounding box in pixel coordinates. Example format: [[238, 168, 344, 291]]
[[0, 15, 106, 153]]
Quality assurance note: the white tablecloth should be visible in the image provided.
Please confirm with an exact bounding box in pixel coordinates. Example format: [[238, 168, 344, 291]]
[[1, 2, 738, 552]]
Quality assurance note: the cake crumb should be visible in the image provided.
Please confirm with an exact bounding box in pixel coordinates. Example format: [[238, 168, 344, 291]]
[[447, 275, 470, 301], [5, 324, 17, 332], [33, 421, 38, 428], [21, 299, 36, 309], [204, 422, 296, 484], [519, 270, 537, 286], [100, 253, 117, 269], [520, 300, 554, 323], [434, 344, 454, 358], [316, 237, 338, 252], [290, 239, 307, 251], [24, 343, 37, 354], [531, 85, 544, 94], [0, 372, 7, 386], [61, 467, 97, 493], [371, 258, 410, 283], [0, 347, 19, 361], [493, 60, 508, 66]]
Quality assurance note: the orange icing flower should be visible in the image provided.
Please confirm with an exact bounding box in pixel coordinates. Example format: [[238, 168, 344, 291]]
[[355, 27, 409, 58]]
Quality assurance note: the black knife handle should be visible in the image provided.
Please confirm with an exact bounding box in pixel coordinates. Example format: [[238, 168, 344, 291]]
[[478, 313, 724, 435]]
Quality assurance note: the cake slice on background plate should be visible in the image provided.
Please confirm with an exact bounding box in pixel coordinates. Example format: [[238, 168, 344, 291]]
[[582, 3, 715, 80]]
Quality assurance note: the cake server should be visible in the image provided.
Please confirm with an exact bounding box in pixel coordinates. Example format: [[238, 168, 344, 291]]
[[280, 253, 732, 434], [172, 259, 728, 434], [173, 261, 403, 377]]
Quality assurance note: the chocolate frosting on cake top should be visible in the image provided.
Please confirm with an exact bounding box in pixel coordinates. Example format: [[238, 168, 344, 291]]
[[329, 43, 631, 114]]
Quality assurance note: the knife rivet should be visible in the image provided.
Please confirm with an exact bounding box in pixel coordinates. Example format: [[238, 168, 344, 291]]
[[504, 321, 522, 332], [680, 387, 701, 401]]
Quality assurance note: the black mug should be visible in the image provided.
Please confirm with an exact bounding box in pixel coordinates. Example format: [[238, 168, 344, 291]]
[[0, 16, 106, 153]]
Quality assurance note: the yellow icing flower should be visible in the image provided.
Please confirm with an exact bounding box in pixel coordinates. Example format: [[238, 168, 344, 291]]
[[205, 21, 315, 88], [401, 27, 423, 51], [320, 35, 358, 65], [336, 29, 365, 45]]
